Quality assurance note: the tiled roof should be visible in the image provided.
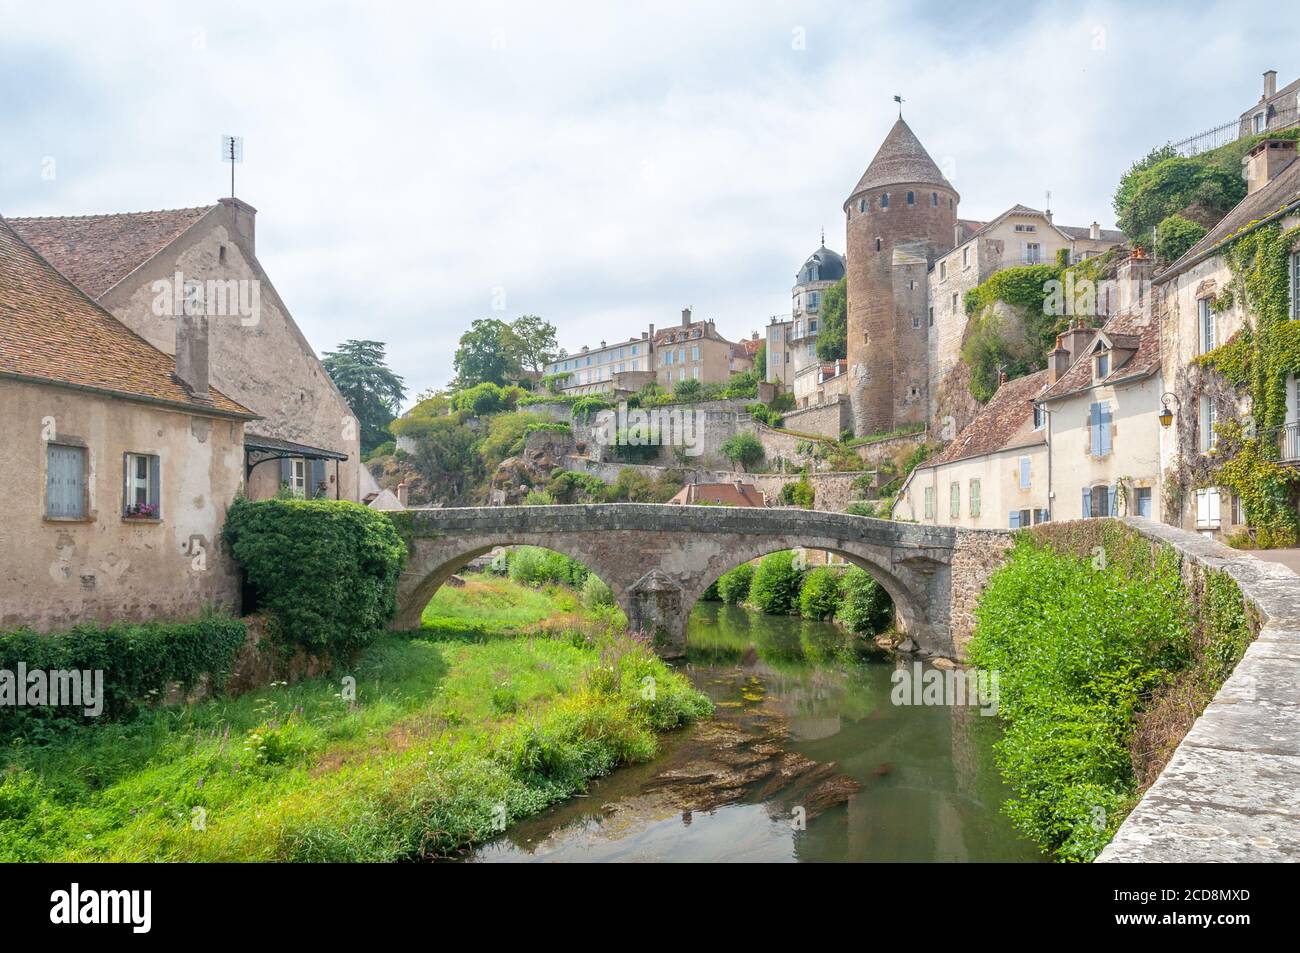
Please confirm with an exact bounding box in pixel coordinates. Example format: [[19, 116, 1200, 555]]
[[669, 482, 766, 507], [1159, 151, 1300, 281], [0, 216, 252, 417], [958, 204, 1126, 247], [1057, 223, 1127, 243], [849, 118, 954, 197], [1037, 309, 1161, 403], [654, 321, 728, 346], [8, 206, 213, 298], [923, 369, 1049, 468]]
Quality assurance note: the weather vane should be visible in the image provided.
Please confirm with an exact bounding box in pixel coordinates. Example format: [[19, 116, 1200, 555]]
[[893, 94, 903, 117], [221, 135, 243, 198]]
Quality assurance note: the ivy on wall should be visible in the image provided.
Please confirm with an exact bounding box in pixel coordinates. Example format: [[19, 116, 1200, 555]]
[[1194, 222, 1300, 545]]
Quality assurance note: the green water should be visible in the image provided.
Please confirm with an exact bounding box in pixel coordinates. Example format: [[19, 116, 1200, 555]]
[[470, 603, 1046, 862]]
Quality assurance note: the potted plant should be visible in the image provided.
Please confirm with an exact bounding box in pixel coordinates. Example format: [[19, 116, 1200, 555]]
[[125, 502, 159, 520]]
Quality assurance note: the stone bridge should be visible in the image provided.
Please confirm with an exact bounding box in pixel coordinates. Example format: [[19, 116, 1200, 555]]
[[392, 504, 1009, 658]]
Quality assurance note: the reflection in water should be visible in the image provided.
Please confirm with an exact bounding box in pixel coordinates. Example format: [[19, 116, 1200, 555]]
[[468, 603, 1046, 863]]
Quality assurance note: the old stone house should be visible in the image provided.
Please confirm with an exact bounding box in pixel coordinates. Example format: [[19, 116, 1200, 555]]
[[1154, 137, 1300, 538], [0, 216, 254, 631], [655, 308, 744, 389], [8, 198, 359, 502], [544, 326, 657, 396]]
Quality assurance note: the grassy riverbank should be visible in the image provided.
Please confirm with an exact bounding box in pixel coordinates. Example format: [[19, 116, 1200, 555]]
[[0, 575, 709, 862]]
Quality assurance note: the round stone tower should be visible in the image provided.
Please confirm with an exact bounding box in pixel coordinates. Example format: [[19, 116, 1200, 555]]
[[844, 118, 958, 437]]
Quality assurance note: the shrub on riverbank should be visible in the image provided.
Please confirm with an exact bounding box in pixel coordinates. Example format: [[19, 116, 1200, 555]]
[[748, 552, 803, 615], [716, 563, 756, 604], [798, 566, 841, 620], [506, 546, 590, 588], [969, 522, 1252, 862], [836, 568, 893, 634], [0, 615, 247, 742], [224, 498, 406, 658], [581, 573, 615, 609]]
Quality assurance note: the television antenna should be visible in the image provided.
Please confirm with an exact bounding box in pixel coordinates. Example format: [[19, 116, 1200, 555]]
[[221, 135, 243, 198]]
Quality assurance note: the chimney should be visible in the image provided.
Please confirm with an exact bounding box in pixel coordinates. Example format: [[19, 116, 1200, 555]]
[[1243, 138, 1297, 195], [681, 307, 692, 327], [1118, 254, 1155, 310], [1089, 221, 1101, 241], [1049, 335, 1071, 384], [218, 197, 257, 255], [1265, 69, 1278, 99], [175, 313, 210, 399], [1058, 321, 1098, 367], [954, 222, 962, 246]]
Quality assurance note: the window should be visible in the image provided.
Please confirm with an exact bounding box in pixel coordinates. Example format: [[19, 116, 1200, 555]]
[[1254, 112, 1266, 134], [1014, 224, 1037, 232], [1196, 487, 1222, 529], [1200, 396, 1218, 451], [1136, 487, 1153, 518], [289, 457, 308, 498], [859, 198, 866, 213], [1095, 352, 1109, 379], [665, 369, 673, 384], [907, 191, 915, 205], [970, 478, 981, 517], [875, 238, 882, 251], [951, 292, 959, 312], [881, 193, 889, 208], [913, 314, 921, 329], [939, 261, 947, 280], [1084, 484, 1115, 518], [1033, 508, 1050, 525], [1198, 298, 1216, 352], [1008, 509, 1033, 529], [923, 486, 935, 519], [1033, 404, 1045, 430], [963, 247, 969, 268], [1025, 242, 1042, 263], [808, 291, 820, 311], [691, 345, 700, 361], [949, 481, 960, 518], [46, 444, 86, 518], [1291, 252, 1300, 320], [931, 192, 938, 206], [123, 452, 160, 518], [692, 366, 700, 379], [1232, 493, 1245, 525], [1018, 455, 1031, 489], [928, 307, 934, 327], [1089, 402, 1112, 456]]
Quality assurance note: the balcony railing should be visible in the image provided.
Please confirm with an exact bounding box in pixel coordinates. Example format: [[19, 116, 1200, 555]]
[[1283, 421, 1300, 462]]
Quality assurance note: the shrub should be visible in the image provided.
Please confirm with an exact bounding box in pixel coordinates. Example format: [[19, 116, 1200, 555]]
[[748, 551, 803, 615], [522, 489, 555, 505], [672, 378, 704, 402], [699, 578, 721, 601], [506, 547, 589, 588], [836, 568, 893, 633], [545, 469, 607, 504], [780, 475, 815, 508], [721, 432, 764, 470], [452, 382, 510, 416], [224, 498, 407, 657], [798, 566, 841, 620], [0, 615, 247, 740], [1154, 213, 1207, 263], [715, 563, 755, 604], [581, 574, 615, 609]]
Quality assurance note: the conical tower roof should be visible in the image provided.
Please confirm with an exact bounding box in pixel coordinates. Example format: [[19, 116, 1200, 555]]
[[848, 118, 955, 198]]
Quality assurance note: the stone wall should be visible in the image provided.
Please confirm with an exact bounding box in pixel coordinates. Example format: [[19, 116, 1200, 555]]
[[947, 528, 1015, 658], [779, 396, 851, 439]]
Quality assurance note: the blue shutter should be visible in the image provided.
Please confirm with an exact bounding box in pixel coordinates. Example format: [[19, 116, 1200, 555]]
[[1099, 404, 1112, 455], [1089, 404, 1100, 456], [1083, 487, 1092, 518], [1020, 456, 1031, 489], [1009, 510, 1021, 529], [149, 455, 162, 516], [122, 454, 130, 516], [1108, 485, 1118, 517]]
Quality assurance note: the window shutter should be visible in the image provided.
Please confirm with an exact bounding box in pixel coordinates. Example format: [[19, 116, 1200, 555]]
[[1089, 403, 1099, 455], [150, 455, 162, 515], [280, 457, 292, 489], [1108, 485, 1118, 517], [1099, 404, 1112, 455], [1009, 510, 1020, 529], [47, 446, 85, 517], [1083, 487, 1092, 517], [122, 454, 130, 516], [311, 459, 326, 499]]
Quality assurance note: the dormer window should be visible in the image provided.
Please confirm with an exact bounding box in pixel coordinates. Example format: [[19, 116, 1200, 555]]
[[1095, 351, 1110, 379]]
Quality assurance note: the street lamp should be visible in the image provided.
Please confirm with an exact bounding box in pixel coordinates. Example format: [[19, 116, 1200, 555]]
[[1159, 392, 1180, 429]]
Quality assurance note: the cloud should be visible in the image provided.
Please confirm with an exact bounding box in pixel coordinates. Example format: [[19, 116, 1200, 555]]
[[2, 0, 1296, 400]]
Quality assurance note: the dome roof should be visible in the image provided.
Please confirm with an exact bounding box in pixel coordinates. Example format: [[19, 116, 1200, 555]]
[[797, 243, 844, 285]]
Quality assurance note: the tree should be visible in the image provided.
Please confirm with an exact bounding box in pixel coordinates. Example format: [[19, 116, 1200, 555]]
[[1154, 214, 1207, 263], [409, 416, 481, 503], [816, 278, 847, 361], [754, 341, 767, 378], [510, 314, 559, 377], [321, 340, 407, 454], [721, 432, 764, 470], [452, 318, 521, 388], [1115, 155, 1242, 246]]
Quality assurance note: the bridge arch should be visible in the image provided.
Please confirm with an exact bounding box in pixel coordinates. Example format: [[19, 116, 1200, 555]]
[[393, 504, 983, 659]]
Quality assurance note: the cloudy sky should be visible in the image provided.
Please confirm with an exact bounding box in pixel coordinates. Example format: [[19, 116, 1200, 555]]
[[2, 0, 1296, 404]]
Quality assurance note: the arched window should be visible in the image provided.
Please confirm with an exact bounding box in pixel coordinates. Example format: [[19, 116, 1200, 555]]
[[949, 197, 954, 209], [881, 193, 890, 208], [906, 191, 915, 205], [875, 237, 882, 251], [931, 192, 938, 206], [859, 197, 866, 213]]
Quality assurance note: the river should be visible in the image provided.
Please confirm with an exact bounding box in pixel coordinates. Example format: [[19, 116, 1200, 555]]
[[468, 602, 1046, 862]]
